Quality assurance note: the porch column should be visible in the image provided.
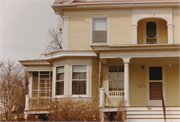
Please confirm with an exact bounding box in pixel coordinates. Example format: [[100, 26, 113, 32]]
[[123, 59, 130, 106], [167, 24, 173, 44], [25, 94, 30, 110], [132, 24, 138, 44], [99, 88, 105, 107]]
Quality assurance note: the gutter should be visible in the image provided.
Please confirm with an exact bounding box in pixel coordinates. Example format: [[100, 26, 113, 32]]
[[51, 1, 180, 7]]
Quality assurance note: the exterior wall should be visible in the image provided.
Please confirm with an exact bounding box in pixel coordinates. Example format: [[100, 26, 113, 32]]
[[109, 13, 132, 45], [166, 63, 179, 106], [173, 10, 180, 44], [67, 12, 132, 50], [137, 20, 143, 44], [159, 19, 168, 44], [129, 63, 146, 106], [68, 15, 92, 50]]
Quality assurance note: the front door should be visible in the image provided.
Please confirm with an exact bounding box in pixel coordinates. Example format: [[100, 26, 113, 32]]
[[147, 65, 165, 106]]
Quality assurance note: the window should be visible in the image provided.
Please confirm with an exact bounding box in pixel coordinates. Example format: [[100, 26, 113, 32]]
[[109, 66, 124, 91], [72, 65, 87, 95], [32, 71, 52, 98], [149, 67, 162, 80], [56, 66, 64, 95], [146, 21, 157, 44], [92, 17, 108, 44]]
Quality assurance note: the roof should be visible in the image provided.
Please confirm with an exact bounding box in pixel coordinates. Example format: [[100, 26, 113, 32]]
[[53, 0, 180, 4]]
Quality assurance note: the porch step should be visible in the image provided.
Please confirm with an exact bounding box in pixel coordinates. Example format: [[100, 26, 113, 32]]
[[126, 107, 180, 122]]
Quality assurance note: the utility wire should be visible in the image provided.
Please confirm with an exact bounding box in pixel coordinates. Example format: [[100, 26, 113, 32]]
[[1, 46, 43, 54], [1, 42, 45, 51]]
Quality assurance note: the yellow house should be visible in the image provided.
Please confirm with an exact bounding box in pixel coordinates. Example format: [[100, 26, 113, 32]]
[[20, 0, 180, 121]]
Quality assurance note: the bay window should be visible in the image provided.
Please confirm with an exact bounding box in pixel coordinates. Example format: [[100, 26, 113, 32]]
[[72, 65, 87, 95], [56, 66, 64, 95]]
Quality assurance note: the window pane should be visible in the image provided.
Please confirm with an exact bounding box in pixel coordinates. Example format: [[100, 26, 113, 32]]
[[40, 79, 49, 84], [57, 73, 64, 80], [147, 22, 156, 37], [109, 81, 124, 91], [57, 67, 64, 73], [117, 66, 124, 72], [149, 67, 162, 80], [56, 82, 64, 95], [32, 72, 38, 90], [93, 18, 107, 31], [73, 65, 86, 72], [40, 75, 49, 78], [72, 72, 86, 79], [93, 31, 107, 43], [39, 92, 50, 97], [32, 91, 38, 97], [40, 72, 49, 74], [72, 81, 86, 94]]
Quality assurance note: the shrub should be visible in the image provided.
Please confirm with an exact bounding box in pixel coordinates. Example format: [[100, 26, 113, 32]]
[[49, 97, 100, 121]]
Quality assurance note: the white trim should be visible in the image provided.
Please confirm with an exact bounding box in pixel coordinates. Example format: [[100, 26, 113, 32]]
[[146, 64, 166, 106], [143, 19, 160, 44], [44, 51, 97, 60], [90, 16, 109, 45], [64, 9, 132, 15], [52, 2, 180, 8], [100, 50, 180, 59], [69, 61, 90, 97], [132, 24, 137, 44], [54, 65, 66, 98], [29, 72, 32, 97], [62, 16, 69, 50]]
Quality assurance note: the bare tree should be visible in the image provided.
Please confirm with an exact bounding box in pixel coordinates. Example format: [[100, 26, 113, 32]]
[[46, 17, 62, 52], [0, 60, 28, 120]]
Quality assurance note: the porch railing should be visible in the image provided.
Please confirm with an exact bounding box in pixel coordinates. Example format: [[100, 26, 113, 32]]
[[29, 97, 51, 110], [105, 91, 124, 106]]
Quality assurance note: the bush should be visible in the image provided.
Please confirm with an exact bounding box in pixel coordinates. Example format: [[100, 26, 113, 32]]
[[49, 97, 100, 121]]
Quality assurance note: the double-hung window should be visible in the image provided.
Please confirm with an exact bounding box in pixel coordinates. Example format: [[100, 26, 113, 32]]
[[56, 66, 64, 95], [72, 65, 87, 95], [92, 17, 108, 44], [109, 66, 124, 91]]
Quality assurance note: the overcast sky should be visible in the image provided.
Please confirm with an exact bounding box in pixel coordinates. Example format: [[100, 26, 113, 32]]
[[0, 0, 59, 62]]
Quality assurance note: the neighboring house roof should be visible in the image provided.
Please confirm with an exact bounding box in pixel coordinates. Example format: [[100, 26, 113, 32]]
[[53, 0, 180, 4]]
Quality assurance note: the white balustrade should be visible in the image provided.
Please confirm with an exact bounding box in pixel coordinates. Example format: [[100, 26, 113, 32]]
[[105, 91, 124, 106]]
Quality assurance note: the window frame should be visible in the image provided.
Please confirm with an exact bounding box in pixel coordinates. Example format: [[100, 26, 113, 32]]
[[90, 16, 109, 45], [55, 66, 65, 97], [70, 63, 89, 97], [143, 19, 160, 44], [31, 71, 52, 98], [108, 66, 124, 92]]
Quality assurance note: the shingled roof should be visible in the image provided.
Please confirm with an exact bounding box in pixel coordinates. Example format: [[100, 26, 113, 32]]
[[53, 0, 180, 4]]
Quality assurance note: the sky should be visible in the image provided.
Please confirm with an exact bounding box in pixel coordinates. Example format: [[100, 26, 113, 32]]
[[0, 0, 59, 62]]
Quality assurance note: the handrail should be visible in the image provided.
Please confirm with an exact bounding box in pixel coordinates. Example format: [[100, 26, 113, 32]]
[[162, 90, 166, 122]]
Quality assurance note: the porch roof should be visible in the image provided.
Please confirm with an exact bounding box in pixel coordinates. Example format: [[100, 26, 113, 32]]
[[91, 44, 180, 60]]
